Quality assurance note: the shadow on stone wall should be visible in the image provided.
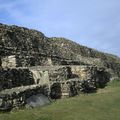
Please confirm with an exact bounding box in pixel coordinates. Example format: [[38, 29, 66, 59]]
[[50, 83, 62, 99]]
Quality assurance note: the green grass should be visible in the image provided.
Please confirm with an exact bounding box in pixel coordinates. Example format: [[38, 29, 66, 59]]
[[0, 80, 120, 120]]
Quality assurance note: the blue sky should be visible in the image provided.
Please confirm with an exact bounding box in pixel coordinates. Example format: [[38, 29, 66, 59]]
[[0, 0, 120, 56]]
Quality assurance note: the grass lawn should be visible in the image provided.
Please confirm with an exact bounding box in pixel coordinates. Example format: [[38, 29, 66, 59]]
[[0, 80, 120, 120]]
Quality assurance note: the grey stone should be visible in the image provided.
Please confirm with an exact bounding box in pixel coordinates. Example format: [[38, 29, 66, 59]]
[[26, 94, 51, 108]]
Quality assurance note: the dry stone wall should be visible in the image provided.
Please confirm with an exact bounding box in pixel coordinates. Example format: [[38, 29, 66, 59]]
[[0, 23, 120, 79], [0, 68, 34, 91], [0, 85, 49, 111], [0, 23, 117, 111], [0, 65, 110, 111]]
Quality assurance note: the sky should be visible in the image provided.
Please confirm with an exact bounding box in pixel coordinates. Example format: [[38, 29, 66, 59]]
[[0, 0, 120, 56]]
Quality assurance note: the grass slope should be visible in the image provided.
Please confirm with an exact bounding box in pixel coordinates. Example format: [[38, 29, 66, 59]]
[[0, 81, 120, 120]]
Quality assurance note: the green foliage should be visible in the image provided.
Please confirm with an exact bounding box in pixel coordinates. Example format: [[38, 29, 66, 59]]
[[0, 81, 120, 120]]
